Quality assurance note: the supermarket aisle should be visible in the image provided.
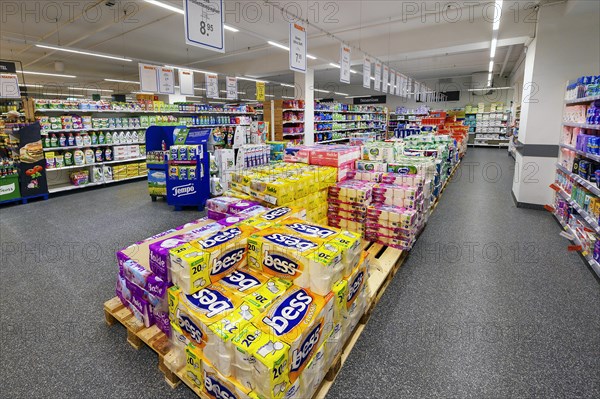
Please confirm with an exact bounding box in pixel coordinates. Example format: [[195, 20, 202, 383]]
[[328, 148, 600, 398], [0, 182, 202, 398]]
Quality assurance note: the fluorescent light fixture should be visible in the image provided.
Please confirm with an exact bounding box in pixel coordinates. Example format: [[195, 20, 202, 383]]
[[164, 65, 217, 75], [237, 76, 269, 83], [488, 60, 494, 72], [314, 89, 330, 93], [265, 94, 275, 98], [370, 77, 375, 81], [224, 24, 239, 32], [493, 0, 503, 31], [307, 54, 317, 60], [38, 92, 84, 97], [490, 38, 497, 58], [104, 78, 140, 84], [71, 87, 114, 92], [268, 41, 290, 51], [36, 44, 132, 62], [195, 87, 206, 91], [334, 92, 348, 96], [468, 86, 512, 91], [350, 69, 358, 74], [132, 91, 155, 95], [144, 0, 184, 14], [329, 63, 341, 68], [280, 83, 295, 88], [220, 90, 246, 94], [209, 101, 226, 104], [488, 73, 492, 81], [22, 71, 76, 78], [281, 96, 295, 99], [23, 84, 44, 88]]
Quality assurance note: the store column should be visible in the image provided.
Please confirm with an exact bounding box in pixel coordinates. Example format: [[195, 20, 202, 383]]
[[295, 69, 314, 145], [511, 2, 600, 207]]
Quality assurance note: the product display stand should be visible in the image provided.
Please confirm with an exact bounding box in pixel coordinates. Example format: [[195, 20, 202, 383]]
[[103, 159, 463, 399], [314, 103, 387, 143]]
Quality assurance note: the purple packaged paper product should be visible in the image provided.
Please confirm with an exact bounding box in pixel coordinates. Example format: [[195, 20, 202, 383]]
[[124, 277, 163, 307], [206, 196, 240, 213], [128, 292, 153, 327], [116, 275, 131, 305], [121, 259, 167, 298], [218, 214, 250, 227], [237, 204, 269, 217], [180, 222, 223, 241], [207, 208, 230, 221], [228, 200, 260, 214], [149, 235, 190, 282], [152, 308, 172, 337]]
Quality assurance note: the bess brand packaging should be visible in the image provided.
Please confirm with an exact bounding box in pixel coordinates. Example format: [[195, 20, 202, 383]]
[[169, 225, 256, 295]]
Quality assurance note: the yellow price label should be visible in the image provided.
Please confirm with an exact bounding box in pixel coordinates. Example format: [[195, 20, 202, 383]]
[[256, 82, 265, 101]]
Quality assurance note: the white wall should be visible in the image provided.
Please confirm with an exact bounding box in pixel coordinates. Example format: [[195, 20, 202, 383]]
[[512, 1, 600, 206]]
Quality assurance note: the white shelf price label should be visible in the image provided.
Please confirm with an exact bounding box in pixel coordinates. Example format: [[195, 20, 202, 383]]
[[289, 23, 307, 73], [374, 61, 382, 92], [363, 57, 371, 89], [340, 44, 351, 84], [159, 67, 175, 94], [206, 74, 219, 99], [184, 0, 224, 53], [226, 76, 237, 100]]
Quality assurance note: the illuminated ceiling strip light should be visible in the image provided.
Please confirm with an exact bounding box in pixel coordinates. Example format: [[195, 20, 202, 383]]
[[489, 61, 494, 72], [220, 90, 246, 94], [164, 65, 217, 75], [329, 63, 341, 68], [350, 69, 358, 74], [237, 76, 269, 83], [493, 0, 503, 31], [488, 73, 492, 81], [314, 89, 330, 93], [280, 83, 295, 88], [36, 44, 132, 62], [22, 71, 76, 78], [265, 94, 275, 97], [490, 38, 497, 58], [224, 25, 239, 32], [334, 92, 348, 96], [468, 87, 512, 91], [307, 54, 317, 60], [37, 93, 84, 97], [267, 41, 316, 60], [281, 96, 295, 99], [104, 78, 140, 84]]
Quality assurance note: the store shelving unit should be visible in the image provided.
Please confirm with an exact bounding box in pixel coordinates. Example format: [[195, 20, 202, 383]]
[[314, 104, 387, 143], [264, 100, 305, 144], [553, 80, 600, 278], [36, 101, 255, 194], [471, 110, 510, 147]]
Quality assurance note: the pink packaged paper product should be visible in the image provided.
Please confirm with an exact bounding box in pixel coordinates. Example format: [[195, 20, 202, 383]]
[[120, 259, 167, 298], [366, 204, 418, 228], [381, 173, 425, 187], [207, 209, 230, 221], [228, 200, 260, 214], [328, 180, 375, 204], [337, 161, 355, 182], [149, 235, 190, 282], [206, 196, 240, 213], [346, 170, 383, 182], [217, 214, 250, 227], [310, 146, 361, 167], [284, 145, 312, 163], [180, 222, 224, 241]]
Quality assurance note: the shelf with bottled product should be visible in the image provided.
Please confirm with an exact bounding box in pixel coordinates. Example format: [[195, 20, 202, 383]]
[[553, 74, 600, 278]]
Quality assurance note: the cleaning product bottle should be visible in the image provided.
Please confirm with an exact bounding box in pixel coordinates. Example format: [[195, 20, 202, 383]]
[[44, 135, 51, 148], [104, 147, 113, 161], [64, 151, 73, 166], [95, 149, 103, 162], [50, 134, 58, 148], [105, 132, 112, 144], [59, 133, 66, 147], [84, 148, 94, 164], [67, 133, 75, 146], [83, 134, 91, 146], [98, 132, 105, 144], [90, 132, 97, 145], [75, 133, 83, 146], [73, 149, 84, 165]]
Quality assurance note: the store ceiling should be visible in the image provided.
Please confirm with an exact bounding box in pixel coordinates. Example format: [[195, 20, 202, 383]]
[[1, 0, 541, 98]]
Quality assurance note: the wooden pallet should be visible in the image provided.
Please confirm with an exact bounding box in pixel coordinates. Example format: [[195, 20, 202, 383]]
[[103, 297, 178, 385]]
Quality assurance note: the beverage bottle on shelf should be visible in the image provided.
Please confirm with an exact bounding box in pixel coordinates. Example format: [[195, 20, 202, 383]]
[[67, 133, 75, 146], [50, 134, 58, 147]]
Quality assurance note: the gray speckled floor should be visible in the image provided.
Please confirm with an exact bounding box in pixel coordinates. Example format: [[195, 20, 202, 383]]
[[0, 148, 598, 398]]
